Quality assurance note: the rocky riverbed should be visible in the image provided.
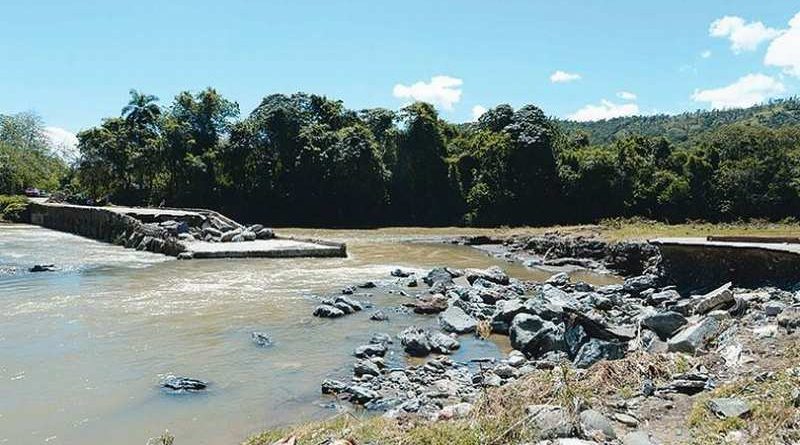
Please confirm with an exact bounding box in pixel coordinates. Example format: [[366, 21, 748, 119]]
[[260, 234, 800, 444]]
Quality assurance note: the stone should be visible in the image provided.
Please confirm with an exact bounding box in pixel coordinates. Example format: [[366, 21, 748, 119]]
[[508, 350, 527, 367], [525, 404, 575, 439], [353, 359, 381, 377], [398, 327, 432, 357], [613, 413, 639, 427], [439, 306, 478, 334], [335, 295, 363, 311], [423, 267, 455, 286], [29, 264, 56, 272], [510, 314, 566, 358], [391, 268, 411, 278], [220, 228, 241, 242], [354, 343, 387, 358], [347, 385, 379, 404], [161, 376, 207, 392], [321, 379, 348, 394], [313, 304, 345, 318], [428, 332, 460, 354], [177, 252, 194, 260], [623, 275, 657, 294], [641, 311, 688, 339], [370, 310, 389, 321], [694, 282, 734, 314], [241, 230, 257, 241], [408, 294, 448, 314], [777, 306, 800, 329], [623, 431, 658, 445], [574, 339, 626, 368], [370, 332, 393, 345], [251, 331, 273, 347], [765, 301, 786, 316], [546, 272, 570, 286], [202, 227, 222, 238], [667, 317, 722, 353], [465, 266, 509, 285], [579, 409, 617, 439], [708, 397, 750, 419]]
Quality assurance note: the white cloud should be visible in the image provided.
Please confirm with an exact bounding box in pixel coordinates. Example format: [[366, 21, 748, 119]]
[[701, 50, 712, 59], [392, 75, 463, 110], [709, 16, 782, 53], [691, 73, 785, 109], [44, 126, 79, 163], [568, 100, 640, 122], [549, 70, 581, 83], [765, 12, 800, 77], [471, 105, 487, 121], [617, 91, 637, 101]]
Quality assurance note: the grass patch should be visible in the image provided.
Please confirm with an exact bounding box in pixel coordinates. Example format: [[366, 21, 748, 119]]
[[244, 353, 680, 445], [0, 195, 28, 221], [597, 217, 800, 241], [687, 368, 800, 444]]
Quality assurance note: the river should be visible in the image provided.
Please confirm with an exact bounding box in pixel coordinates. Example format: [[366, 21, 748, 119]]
[[0, 225, 618, 445]]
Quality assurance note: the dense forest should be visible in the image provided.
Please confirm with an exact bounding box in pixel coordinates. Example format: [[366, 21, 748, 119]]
[[3, 92, 800, 226]]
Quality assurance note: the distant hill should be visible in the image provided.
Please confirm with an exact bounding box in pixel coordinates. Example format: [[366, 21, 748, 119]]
[[559, 97, 800, 145]]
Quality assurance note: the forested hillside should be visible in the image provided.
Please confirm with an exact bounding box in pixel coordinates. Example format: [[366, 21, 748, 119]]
[[560, 97, 800, 145], [4, 91, 800, 227]]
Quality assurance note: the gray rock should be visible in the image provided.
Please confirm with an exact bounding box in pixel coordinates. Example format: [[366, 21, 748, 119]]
[[370, 310, 389, 321], [410, 294, 448, 314], [623, 274, 657, 294], [641, 311, 688, 339], [667, 317, 722, 353], [313, 304, 345, 318], [694, 282, 734, 314], [579, 409, 617, 439], [256, 228, 274, 239], [574, 339, 626, 368], [161, 376, 207, 392], [347, 385, 379, 404], [202, 227, 222, 238], [439, 306, 478, 334], [241, 230, 257, 241], [510, 314, 566, 358], [708, 397, 751, 419], [370, 332, 393, 345], [465, 266, 509, 285], [423, 267, 455, 286], [398, 327, 432, 357], [429, 332, 460, 354], [335, 295, 363, 311], [778, 306, 800, 329], [220, 228, 241, 242], [765, 301, 786, 317], [525, 404, 575, 439], [321, 379, 348, 394], [546, 272, 570, 286], [251, 331, 273, 347], [354, 359, 381, 377], [354, 343, 387, 358]]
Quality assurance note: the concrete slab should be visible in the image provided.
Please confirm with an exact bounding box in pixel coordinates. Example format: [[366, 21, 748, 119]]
[[650, 237, 800, 255]]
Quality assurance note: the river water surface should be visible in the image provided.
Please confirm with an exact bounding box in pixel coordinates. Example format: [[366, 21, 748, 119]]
[[0, 225, 617, 445]]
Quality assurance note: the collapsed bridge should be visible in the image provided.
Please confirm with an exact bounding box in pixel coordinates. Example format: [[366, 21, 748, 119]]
[[26, 199, 346, 259]]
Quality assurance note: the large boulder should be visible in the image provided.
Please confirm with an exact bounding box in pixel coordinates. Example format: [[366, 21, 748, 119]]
[[313, 304, 345, 318], [439, 306, 478, 334], [423, 267, 456, 286], [641, 311, 688, 339], [524, 404, 575, 439], [429, 332, 460, 354], [573, 339, 626, 368], [398, 327, 432, 357], [667, 317, 722, 353], [579, 409, 617, 440], [510, 314, 566, 358], [694, 282, 734, 314], [465, 266, 509, 285], [409, 294, 449, 314]]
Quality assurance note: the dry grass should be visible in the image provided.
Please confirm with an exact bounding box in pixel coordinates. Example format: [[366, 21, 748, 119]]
[[244, 353, 683, 445]]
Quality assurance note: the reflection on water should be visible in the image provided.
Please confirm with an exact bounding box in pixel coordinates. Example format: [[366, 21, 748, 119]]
[[0, 224, 618, 445]]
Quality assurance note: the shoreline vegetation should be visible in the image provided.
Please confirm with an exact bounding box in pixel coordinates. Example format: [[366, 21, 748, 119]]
[[4, 95, 800, 228]]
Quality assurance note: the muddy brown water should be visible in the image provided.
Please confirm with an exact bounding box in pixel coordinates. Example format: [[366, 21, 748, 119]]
[[0, 225, 619, 445]]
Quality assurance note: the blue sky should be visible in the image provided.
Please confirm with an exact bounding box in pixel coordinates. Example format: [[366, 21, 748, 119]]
[[2, 1, 800, 148]]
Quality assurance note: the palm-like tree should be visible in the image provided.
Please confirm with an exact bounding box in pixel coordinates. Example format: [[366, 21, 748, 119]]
[[122, 89, 161, 129]]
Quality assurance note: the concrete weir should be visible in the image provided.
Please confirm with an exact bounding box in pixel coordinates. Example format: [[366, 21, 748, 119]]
[[650, 237, 800, 289], [26, 200, 346, 259]]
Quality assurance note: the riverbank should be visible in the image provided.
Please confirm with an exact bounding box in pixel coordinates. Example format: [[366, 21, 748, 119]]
[[236, 229, 800, 445]]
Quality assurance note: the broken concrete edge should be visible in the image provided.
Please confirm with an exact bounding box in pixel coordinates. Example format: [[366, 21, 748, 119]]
[[26, 201, 347, 259]]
